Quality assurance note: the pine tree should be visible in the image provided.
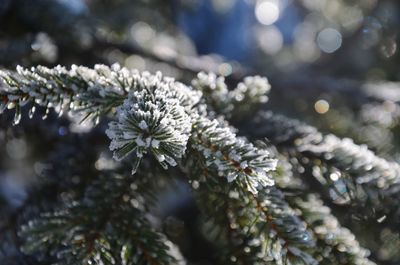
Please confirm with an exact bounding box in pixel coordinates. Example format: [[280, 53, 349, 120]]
[[1, 1, 400, 265], [1, 63, 398, 265]]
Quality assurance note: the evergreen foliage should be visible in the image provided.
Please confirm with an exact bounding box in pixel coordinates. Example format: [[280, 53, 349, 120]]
[[2, 63, 399, 265], [1, 1, 400, 264]]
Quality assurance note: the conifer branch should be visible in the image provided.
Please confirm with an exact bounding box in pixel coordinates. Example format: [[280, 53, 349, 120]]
[[0, 65, 277, 191], [0, 64, 390, 264], [193, 72, 380, 264], [247, 111, 400, 219], [1, 0, 398, 263], [192, 72, 270, 120], [189, 115, 276, 194], [0, 64, 132, 124], [105, 72, 201, 174], [184, 149, 316, 264], [19, 174, 180, 265], [183, 129, 316, 264], [291, 194, 376, 265], [268, 147, 378, 265]]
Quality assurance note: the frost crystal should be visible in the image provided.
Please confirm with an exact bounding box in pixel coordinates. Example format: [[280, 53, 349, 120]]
[[106, 71, 199, 174], [191, 116, 277, 194], [191, 72, 271, 118], [0, 63, 138, 123], [231, 75, 270, 104]]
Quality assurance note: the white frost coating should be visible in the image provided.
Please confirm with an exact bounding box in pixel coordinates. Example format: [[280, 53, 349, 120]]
[[191, 115, 277, 194], [151, 139, 160, 149], [229, 150, 242, 162], [192, 72, 271, 116], [106, 70, 200, 173], [0, 63, 143, 122], [227, 172, 237, 183], [300, 134, 400, 188], [229, 75, 271, 107], [135, 137, 146, 147], [139, 120, 148, 130]]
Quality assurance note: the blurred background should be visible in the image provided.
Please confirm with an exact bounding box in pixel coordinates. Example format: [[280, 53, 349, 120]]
[[1, 0, 398, 77], [0, 0, 400, 264]]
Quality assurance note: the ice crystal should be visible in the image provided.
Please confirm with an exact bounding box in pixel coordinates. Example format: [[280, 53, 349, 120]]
[[191, 116, 277, 193], [106, 71, 198, 174]]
